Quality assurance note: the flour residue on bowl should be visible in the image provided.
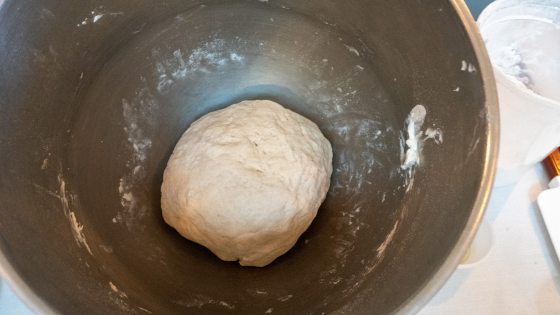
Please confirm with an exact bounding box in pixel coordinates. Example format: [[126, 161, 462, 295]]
[[108, 280, 153, 313], [326, 115, 385, 260], [56, 174, 93, 255], [344, 44, 361, 57], [424, 127, 443, 144], [401, 104, 427, 171], [116, 38, 246, 228], [116, 80, 159, 229], [460, 60, 477, 73], [174, 295, 236, 310], [277, 294, 293, 302], [318, 118, 390, 288], [32, 173, 93, 255], [154, 38, 245, 94], [106, 280, 137, 313], [41, 152, 51, 170], [76, 7, 124, 27], [375, 219, 399, 258], [247, 288, 269, 296], [109, 281, 128, 299], [400, 104, 443, 191], [306, 56, 403, 292], [68, 211, 92, 255]]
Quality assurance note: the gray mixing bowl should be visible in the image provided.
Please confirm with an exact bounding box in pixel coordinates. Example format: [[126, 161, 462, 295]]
[[0, 0, 498, 314]]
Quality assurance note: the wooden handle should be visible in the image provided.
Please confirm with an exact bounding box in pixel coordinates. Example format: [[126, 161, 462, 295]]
[[544, 148, 560, 179]]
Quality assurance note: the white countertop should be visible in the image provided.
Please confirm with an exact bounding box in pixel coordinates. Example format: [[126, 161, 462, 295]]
[[421, 164, 560, 315], [0, 280, 32, 315], [2, 164, 559, 314]]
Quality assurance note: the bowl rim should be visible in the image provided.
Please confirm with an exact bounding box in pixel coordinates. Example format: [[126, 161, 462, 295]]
[[395, 1, 500, 314]]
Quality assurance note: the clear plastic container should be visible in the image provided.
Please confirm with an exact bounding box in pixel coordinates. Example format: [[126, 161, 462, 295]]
[[478, 0, 560, 186]]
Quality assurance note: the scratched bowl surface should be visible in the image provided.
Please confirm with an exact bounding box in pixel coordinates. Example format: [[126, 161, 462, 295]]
[[0, 1, 496, 314]]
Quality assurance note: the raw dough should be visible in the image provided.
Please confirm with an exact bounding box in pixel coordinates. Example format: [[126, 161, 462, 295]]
[[161, 100, 333, 267]]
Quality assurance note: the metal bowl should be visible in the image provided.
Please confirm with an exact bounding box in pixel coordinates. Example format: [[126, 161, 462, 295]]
[[0, 0, 498, 314]]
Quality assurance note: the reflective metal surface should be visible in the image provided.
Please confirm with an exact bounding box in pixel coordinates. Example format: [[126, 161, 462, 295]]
[[0, 0, 498, 314]]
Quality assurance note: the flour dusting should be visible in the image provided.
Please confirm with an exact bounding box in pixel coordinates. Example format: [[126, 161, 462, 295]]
[[138, 307, 152, 314], [77, 8, 123, 27], [116, 79, 159, 229], [328, 117, 383, 198], [154, 39, 245, 94], [122, 99, 152, 163], [278, 294, 293, 302], [344, 44, 360, 57], [400, 105, 443, 191], [54, 174, 93, 255], [424, 127, 443, 144], [460, 60, 477, 73], [40, 8, 55, 20], [41, 156, 49, 170], [109, 282, 128, 299], [108, 281, 134, 312], [306, 62, 392, 288], [69, 211, 93, 255], [376, 220, 399, 258], [248, 289, 269, 296], [401, 105, 427, 171], [175, 296, 236, 310], [99, 244, 114, 253], [308, 67, 365, 118]]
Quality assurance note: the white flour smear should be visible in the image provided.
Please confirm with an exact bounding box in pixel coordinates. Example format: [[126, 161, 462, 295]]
[[306, 61, 399, 292], [460, 60, 477, 73], [109, 282, 128, 299], [375, 219, 399, 258], [400, 104, 443, 191], [154, 38, 245, 94], [55, 174, 92, 255], [175, 295, 236, 310], [77, 8, 123, 27], [116, 79, 159, 229], [33, 173, 93, 255]]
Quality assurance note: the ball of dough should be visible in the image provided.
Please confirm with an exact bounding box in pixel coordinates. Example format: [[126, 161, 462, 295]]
[[161, 100, 333, 267]]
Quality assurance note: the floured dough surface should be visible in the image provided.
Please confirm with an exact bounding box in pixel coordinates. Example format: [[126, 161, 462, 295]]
[[161, 100, 333, 267]]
